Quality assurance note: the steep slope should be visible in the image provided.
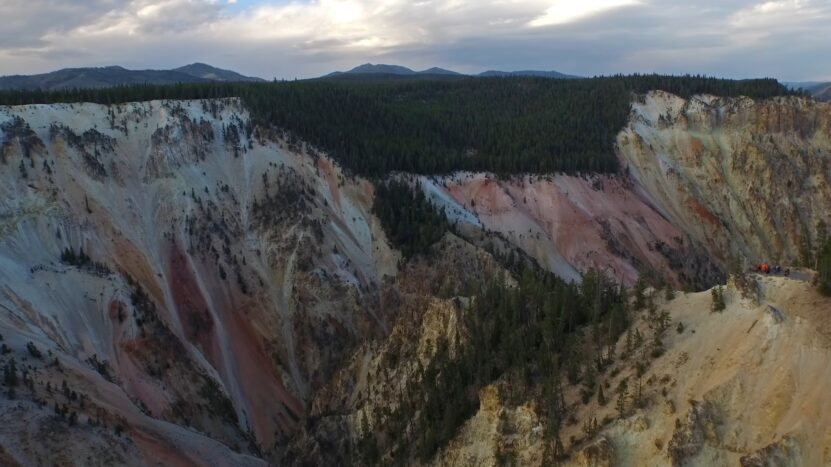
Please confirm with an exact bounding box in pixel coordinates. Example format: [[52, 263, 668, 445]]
[[284, 233, 516, 465], [0, 98, 397, 464], [618, 91, 831, 267], [433, 272, 831, 466], [417, 173, 721, 287]]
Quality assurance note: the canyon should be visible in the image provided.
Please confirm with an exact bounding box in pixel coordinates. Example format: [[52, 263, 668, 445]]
[[0, 91, 830, 465]]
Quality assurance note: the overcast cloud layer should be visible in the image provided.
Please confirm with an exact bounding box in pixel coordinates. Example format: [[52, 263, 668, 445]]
[[0, 0, 829, 81]]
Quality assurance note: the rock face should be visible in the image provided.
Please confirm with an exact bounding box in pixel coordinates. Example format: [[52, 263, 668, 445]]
[[0, 99, 397, 464], [573, 436, 616, 467], [618, 91, 831, 267], [418, 173, 720, 287], [431, 383, 548, 467], [667, 400, 720, 466]]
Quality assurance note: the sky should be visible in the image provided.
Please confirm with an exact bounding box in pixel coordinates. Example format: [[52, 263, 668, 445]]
[[0, 0, 829, 81]]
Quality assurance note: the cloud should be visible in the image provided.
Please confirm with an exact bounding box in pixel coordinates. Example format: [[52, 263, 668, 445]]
[[0, 0, 829, 81], [529, 0, 642, 27]]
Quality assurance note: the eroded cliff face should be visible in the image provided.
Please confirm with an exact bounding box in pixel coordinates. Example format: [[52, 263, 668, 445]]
[[417, 173, 722, 288], [0, 99, 397, 464], [618, 91, 831, 267]]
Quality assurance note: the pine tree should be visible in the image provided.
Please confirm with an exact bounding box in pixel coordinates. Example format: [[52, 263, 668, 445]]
[[816, 220, 828, 269], [3, 358, 18, 387], [616, 378, 629, 417], [624, 328, 634, 358], [711, 286, 726, 312], [634, 328, 644, 349], [633, 277, 647, 311], [817, 237, 831, 296], [799, 223, 813, 267]]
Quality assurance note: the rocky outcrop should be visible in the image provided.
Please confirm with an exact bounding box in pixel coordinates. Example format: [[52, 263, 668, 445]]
[[667, 400, 720, 466], [573, 436, 616, 467], [740, 437, 802, 467], [433, 384, 546, 467]]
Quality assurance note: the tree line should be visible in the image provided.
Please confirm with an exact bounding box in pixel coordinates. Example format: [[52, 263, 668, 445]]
[[0, 75, 797, 177]]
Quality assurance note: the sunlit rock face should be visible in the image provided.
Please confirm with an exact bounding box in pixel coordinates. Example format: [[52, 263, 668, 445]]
[[618, 91, 831, 268]]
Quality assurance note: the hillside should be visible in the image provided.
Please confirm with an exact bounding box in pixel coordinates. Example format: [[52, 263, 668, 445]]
[[437, 272, 831, 466], [0, 64, 262, 91], [0, 87, 829, 465]]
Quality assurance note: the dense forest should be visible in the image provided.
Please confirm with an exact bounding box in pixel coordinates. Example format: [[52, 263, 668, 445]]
[[372, 179, 451, 259], [358, 265, 631, 464], [816, 221, 831, 296], [0, 75, 797, 176]]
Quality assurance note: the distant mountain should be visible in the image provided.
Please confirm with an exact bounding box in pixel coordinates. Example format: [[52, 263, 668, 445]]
[[327, 63, 464, 77], [477, 70, 581, 79], [0, 63, 263, 91], [173, 63, 264, 83], [419, 67, 463, 76], [783, 81, 831, 101], [350, 63, 417, 75], [323, 63, 578, 79], [783, 81, 822, 90]]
